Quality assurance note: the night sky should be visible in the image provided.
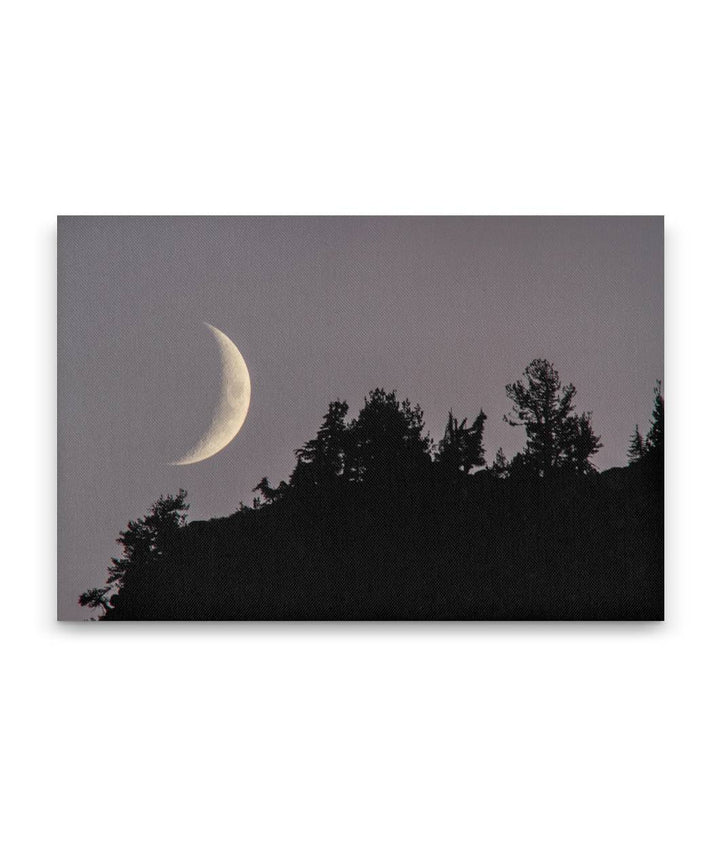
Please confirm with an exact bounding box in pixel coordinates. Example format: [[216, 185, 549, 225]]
[[58, 216, 663, 619]]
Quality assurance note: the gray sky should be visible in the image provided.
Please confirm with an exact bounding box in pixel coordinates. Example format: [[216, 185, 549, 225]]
[[58, 216, 663, 619]]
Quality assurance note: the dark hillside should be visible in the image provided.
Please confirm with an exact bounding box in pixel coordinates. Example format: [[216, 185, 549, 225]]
[[104, 459, 662, 621], [88, 367, 664, 621]]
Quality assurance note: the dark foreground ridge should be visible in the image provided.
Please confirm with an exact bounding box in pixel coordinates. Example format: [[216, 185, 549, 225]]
[[82, 360, 664, 621]]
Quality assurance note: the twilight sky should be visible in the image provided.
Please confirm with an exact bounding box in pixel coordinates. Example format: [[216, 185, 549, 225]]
[[58, 216, 663, 619]]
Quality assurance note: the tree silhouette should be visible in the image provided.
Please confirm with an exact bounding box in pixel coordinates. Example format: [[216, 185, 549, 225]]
[[490, 447, 509, 478], [504, 358, 601, 475], [79, 490, 189, 617], [253, 476, 288, 507], [628, 424, 645, 463], [78, 586, 113, 614], [645, 381, 664, 456], [437, 409, 487, 475], [345, 389, 431, 488], [625, 383, 663, 468], [291, 400, 349, 489], [565, 411, 603, 474]]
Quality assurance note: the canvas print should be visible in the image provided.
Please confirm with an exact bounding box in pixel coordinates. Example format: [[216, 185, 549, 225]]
[[58, 216, 663, 621]]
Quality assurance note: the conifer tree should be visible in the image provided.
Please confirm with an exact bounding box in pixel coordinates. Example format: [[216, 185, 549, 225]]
[[345, 389, 431, 486], [79, 490, 189, 618], [565, 411, 603, 474], [292, 400, 350, 487], [504, 359, 601, 475], [628, 424, 645, 463], [645, 382, 664, 455]]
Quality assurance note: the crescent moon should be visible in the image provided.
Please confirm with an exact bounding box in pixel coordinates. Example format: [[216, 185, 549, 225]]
[[170, 323, 251, 465]]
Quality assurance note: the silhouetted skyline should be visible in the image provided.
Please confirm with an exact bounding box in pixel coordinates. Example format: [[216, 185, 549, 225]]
[[82, 373, 663, 620], [58, 216, 663, 619]]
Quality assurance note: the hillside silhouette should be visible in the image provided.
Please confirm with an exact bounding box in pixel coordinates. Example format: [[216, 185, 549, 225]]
[[82, 360, 664, 621]]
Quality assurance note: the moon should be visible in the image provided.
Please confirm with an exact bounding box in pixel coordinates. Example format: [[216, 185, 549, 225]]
[[170, 323, 251, 465]]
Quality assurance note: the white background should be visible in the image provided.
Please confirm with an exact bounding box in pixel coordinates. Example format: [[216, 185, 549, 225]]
[[2, 2, 718, 854]]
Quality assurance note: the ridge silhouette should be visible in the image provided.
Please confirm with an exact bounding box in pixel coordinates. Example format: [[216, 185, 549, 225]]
[[82, 360, 663, 621]]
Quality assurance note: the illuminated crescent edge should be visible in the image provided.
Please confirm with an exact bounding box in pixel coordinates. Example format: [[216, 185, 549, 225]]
[[170, 323, 251, 465]]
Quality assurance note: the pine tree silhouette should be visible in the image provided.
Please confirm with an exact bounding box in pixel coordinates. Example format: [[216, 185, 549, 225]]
[[504, 358, 601, 475], [645, 381, 664, 456], [79, 490, 188, 618], [628, 425, 645, 463]]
